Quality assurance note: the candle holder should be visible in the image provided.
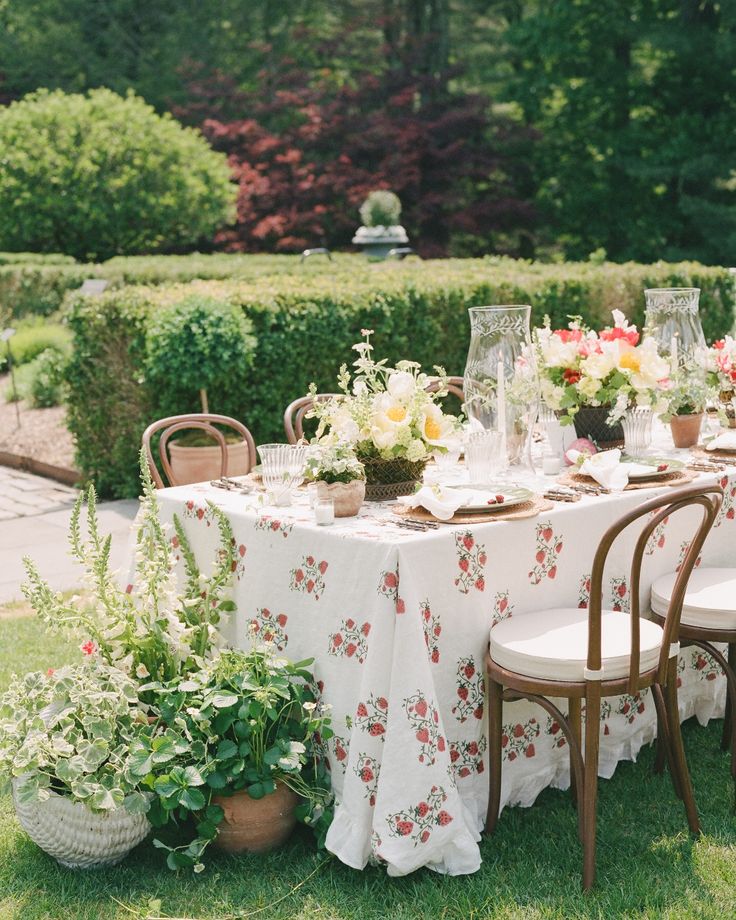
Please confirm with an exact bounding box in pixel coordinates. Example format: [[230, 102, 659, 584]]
[[644, 288, 706, 370]]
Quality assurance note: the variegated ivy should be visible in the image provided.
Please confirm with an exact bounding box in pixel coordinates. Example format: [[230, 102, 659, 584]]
[[0, 662, 151, 815]]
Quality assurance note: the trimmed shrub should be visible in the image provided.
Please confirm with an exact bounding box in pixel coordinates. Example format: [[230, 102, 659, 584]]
[[0, 252, 76, 265], [0, 88, 236, 261], [26, 349, 68, 408], [0, 323, 71, 371], [65, 256, 736, 499]]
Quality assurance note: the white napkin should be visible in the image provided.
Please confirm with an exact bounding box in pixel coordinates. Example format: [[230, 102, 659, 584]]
[[705, 431, 736, 451], [568, 448, 629, 491], [397, 486, 477, 521]]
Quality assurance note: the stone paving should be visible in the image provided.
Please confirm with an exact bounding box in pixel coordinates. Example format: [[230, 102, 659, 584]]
[[0, 466, 138, 603]]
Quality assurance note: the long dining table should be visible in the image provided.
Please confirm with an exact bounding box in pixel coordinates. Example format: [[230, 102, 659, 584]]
[[151, 441, 735, 877]]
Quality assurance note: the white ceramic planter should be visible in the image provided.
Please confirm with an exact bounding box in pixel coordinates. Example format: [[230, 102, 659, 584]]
[[316, 480, 365, 516]]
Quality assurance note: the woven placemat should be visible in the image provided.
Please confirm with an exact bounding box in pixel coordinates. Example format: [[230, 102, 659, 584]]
[[394, 496, 553, 525], [691, 447, 736, 463], [559, 469, 697, 491]]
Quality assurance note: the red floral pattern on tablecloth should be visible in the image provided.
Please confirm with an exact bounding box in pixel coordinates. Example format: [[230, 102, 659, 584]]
[[610, 576, 629, 613], [170, 534, 181, 563], [254, 514, 293, 538], [350, 693, 388, 740], [645, 513, 668, 555], [217, 538, 246, 580], [448, 737, 486, 779], [328, 618, 371, 663], [404, 692, 446, 765], [528, 521, 563, 585], [290, 555, 328, 599], [248, 607, 288, 650], [502, 716, 539, 761], [546, 714, 568, 749], [420, 600, 441, 663], [378, 567, 405, 613], [386, 785, 453, 845], [330, 734, 349, 774], [182, 500, 216, 525], [617, 689, 648, 724], [454, 531, 487, 594], [676, 539, 703, 572], [693, 650, 723, 681], [578, 574, 591, 608], [714, 475, 736, 527], [582, 699, 613, 735], [491, 591, 513, 628], [354, 754, 380, 806], [451, 657, 484, 723]]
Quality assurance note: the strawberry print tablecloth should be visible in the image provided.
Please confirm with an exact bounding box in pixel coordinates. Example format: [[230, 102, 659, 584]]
[[153, 467, 735, 877]]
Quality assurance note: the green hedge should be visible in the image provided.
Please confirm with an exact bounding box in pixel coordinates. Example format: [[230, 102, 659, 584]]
[[0, 252, 76, 265], [65, 257, 736, 498]]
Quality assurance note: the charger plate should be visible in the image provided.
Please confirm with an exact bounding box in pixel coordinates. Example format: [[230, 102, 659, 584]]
[[560, 469, 697, 491], [393, 496, 553, 525]]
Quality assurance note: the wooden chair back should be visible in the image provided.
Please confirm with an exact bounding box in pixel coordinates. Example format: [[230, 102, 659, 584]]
[[425, 376, 464, 403], [586, 484, 722, 693], [283, 394, 339, 444], [142, 413, 257, 488]]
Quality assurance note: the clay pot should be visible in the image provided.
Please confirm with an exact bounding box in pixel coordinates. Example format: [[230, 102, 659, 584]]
[[670, 413, 703, 449], [316, 479, 365, 516], [212, 783, 299, 855], [169, 440, 250, 485]]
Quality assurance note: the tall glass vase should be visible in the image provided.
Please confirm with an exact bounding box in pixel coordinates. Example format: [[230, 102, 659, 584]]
[[463, 305, 539, 471], [644, 288, 706, 370]]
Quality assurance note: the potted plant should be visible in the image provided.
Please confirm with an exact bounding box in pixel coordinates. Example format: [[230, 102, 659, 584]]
[[144, 294, 256, 483], [0, 662, 152, 868], [129, 647, 333, 871], [534, 311, 671, 448], [22, 449, 237, 691], [308, 330, 460, 500], [352, 190, 409, 260], [704, 335, 736, 428], [306, 443, 366, 516], [660, 370, 711, 448]]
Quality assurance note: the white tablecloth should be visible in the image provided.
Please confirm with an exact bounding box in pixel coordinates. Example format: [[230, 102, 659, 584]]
[[153, 451, 735, 877]]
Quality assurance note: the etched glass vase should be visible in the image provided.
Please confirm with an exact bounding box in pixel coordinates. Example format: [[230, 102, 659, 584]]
[[463, 305, 539, 469], [644, 288, 706, 370]]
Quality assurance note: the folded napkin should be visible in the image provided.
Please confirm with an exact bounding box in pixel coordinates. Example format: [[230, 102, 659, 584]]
[[705, 431, 736, 451], [397, 486, 477, 521], [568, 448, 629, 491]]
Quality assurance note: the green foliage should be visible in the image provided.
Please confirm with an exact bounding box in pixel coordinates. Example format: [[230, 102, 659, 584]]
[[144, 295, 256, 416], [0, 252, 76, 265], [0, 88, 236, 261], [64, 256, 736, 498], [4, 348, 69, 407], [0, 661, 150, 814], [359, 191, 402, 228], [0, 323, 70, 370], [132, 647, 333, 871]]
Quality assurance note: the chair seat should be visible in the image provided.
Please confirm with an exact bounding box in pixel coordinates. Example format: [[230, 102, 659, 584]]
[[490, 607, 664, 682], [651, 567, 736, 631]]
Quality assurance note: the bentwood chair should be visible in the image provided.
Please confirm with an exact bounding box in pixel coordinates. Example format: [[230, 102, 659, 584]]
[[283, 394, 339, 444], [650, 567, 736, 797], [485, 484, 723, 890], [424, 376, 465, 403], [142, 413, 257, 488]]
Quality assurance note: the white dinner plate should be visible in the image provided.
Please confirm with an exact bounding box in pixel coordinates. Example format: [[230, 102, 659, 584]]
[[445, 485, 535, 513], [622, 457, 685, 480]]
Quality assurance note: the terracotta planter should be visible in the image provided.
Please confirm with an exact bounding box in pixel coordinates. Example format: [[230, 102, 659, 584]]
[[212, 782, 299, 855], [316, 479, 365, 517], [670, 413, 703, 448], [169, 440, 250, 485]]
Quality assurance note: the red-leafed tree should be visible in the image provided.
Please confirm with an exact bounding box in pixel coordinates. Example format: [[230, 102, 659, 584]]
[[177, 44, 537, 257]]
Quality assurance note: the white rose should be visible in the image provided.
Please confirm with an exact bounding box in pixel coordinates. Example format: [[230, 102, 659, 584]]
[[387, 371, 415, 401]]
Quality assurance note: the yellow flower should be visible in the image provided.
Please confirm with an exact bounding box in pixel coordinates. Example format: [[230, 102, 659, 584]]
[[387, 405, 408, 423], [424, 415, 442, 440], [619, 352, 641, 374]]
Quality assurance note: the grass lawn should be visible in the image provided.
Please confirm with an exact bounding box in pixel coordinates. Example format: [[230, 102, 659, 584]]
[[1, 604, 735, 920]]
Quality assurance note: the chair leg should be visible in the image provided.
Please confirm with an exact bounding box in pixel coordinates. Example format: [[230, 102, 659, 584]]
[[722, 642, 735, 754], [582, 687, 600, 891], [568, 696, 584, 841], [663, 657, 700, 834], [485, 674, 503, 835], [652, 683, 682, 798]]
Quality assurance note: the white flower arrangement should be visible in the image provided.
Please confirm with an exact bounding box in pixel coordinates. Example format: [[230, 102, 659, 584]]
[[305, 443, 365, 484]]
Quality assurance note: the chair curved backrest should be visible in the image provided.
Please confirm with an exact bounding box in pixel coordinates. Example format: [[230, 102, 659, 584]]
[[142, 413, 257, 488], [425, 376, 465, 403], [586, 484, 722, 692], [283, 394, 339, 444]]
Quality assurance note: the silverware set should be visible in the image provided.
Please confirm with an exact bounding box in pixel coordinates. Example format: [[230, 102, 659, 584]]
[[209, 476, 255, 494], [687, 461, 729, 473], [394, 518, 441, 532], [544, 482, 609, 502]]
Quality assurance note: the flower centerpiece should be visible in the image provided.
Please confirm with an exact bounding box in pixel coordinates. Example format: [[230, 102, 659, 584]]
[[308, 330, 460, 501], [534, 310, 671, 446], [0, 662, 152, 867], [704, 336, 736, 427], [306, 442, 366, 516]]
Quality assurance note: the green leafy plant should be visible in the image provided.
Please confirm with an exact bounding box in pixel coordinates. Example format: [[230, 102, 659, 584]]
[[0, 88, 236, 262], [305, 442, 365, 484], [25, 348, 68, 407], [130, 647, 333, 871], [22, 449, 237, 688], [0, 661, 151, 815], [660, 371, 712, 422], [359, 190, 402, 228]]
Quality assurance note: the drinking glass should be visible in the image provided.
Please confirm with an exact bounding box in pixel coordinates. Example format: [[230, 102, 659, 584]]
[[621, 407, 654, 457], [465, 430, 503, 483], [257, 443, 304, 506]]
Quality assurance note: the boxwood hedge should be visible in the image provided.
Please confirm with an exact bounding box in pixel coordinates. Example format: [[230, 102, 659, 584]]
[[65, 256, 736, 498]]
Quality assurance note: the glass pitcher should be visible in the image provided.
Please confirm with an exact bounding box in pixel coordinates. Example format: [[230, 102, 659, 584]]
[[644, 288, 706, 369], [463, 305, 539, 469]]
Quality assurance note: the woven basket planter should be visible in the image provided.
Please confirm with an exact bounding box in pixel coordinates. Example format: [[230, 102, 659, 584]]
[[13, 783, 150, 869], [573, 407, 624, 449], [360, 456, 427, 502]]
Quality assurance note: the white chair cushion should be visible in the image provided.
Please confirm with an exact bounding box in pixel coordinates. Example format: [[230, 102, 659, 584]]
[[651, 567, 736, 630], [490, 607, 664, 682]]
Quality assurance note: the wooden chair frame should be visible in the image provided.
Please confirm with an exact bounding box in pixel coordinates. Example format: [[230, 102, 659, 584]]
[[142, 413, 257, 489], [485, 484, 723, 890], [424, 376, 465, 402], [283, 394, 340, 445]]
